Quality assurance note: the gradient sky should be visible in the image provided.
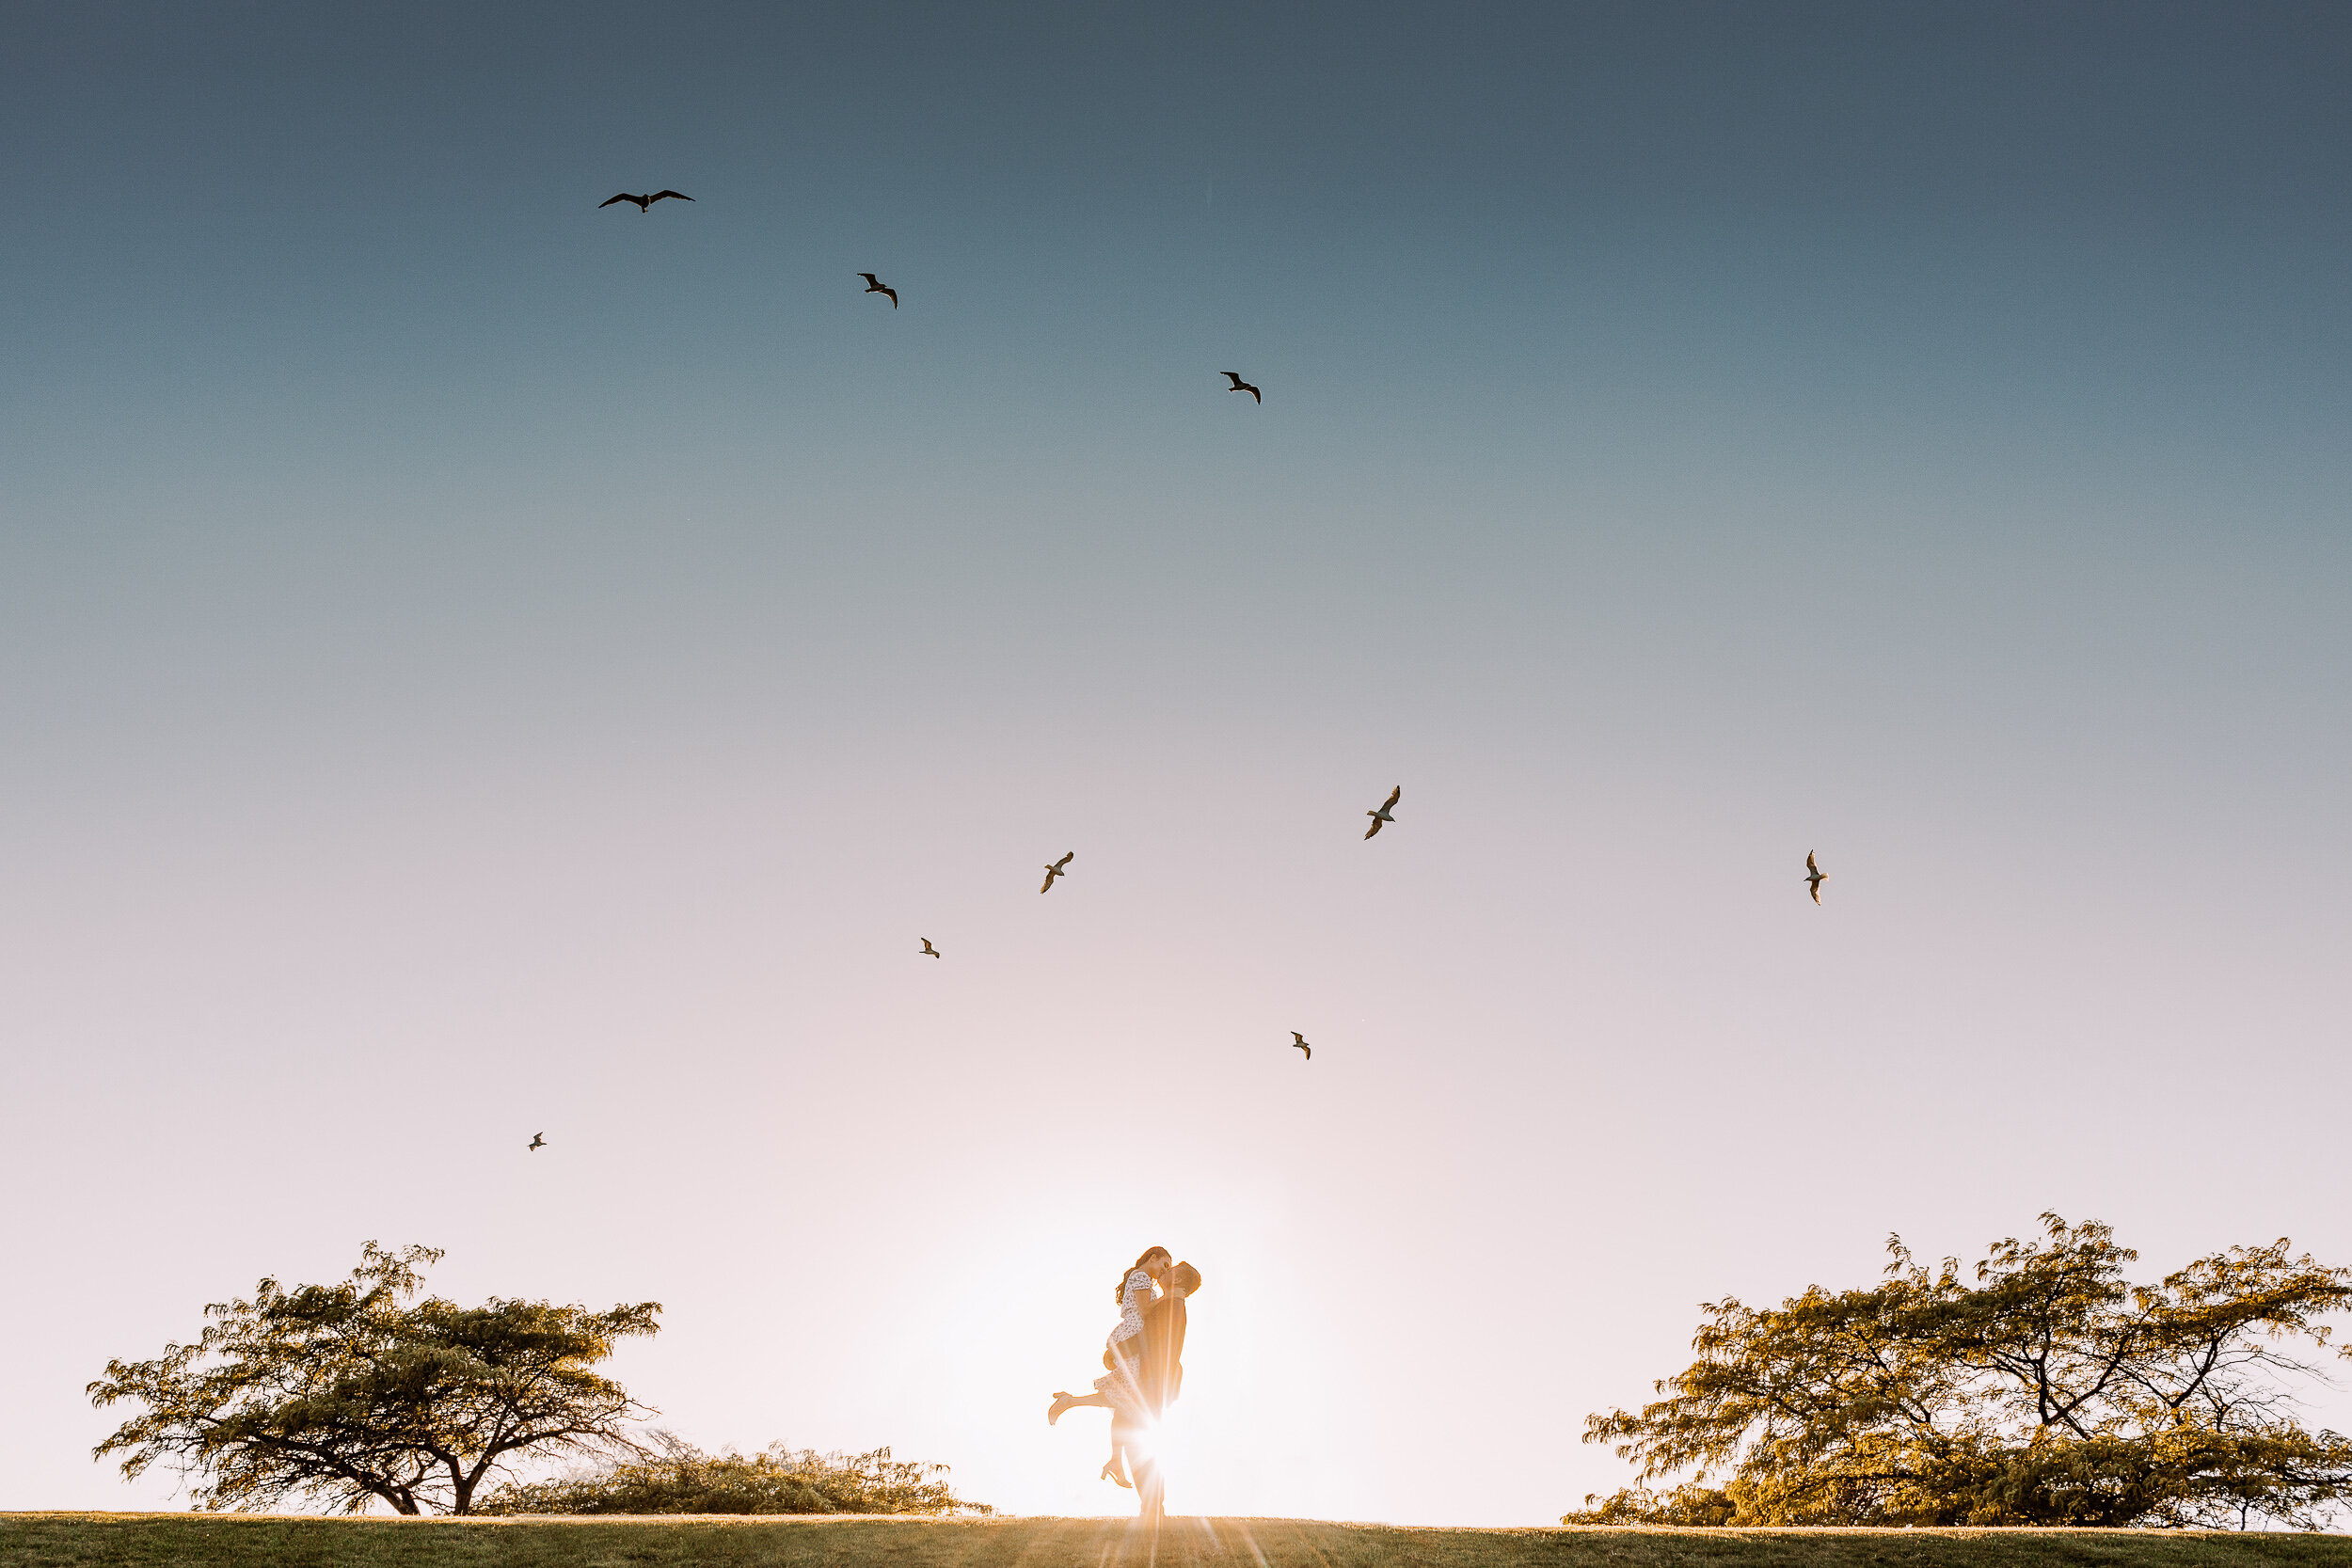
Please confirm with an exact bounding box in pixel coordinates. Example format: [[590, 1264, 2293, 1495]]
[[5, 0, 2351, 1527]]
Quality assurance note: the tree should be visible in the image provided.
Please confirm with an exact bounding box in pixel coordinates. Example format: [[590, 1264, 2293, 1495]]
[[475, 1432, 993, 1515], [1573, 1215, 2352, 1529], [89, 1242, 660, 1515]]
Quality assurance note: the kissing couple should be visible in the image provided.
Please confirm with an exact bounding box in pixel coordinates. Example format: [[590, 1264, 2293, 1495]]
[[1046, 1245, 1200, 1518]]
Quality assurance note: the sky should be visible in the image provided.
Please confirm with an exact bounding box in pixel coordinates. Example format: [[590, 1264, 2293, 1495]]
[[4, 0, 2351, 1528]]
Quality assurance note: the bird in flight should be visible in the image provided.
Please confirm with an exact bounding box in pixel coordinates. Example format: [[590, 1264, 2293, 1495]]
[[527, 1132, 546, 1151], [598, 190, 693, 213], [1363, 785, 1401, 839], [858, 273, 898, 307], [1291, 1032, 1312, 1061], [1041, 852, 1074, 894], [1222, 372, 1261, 404], [919, 938, 941, 958], [1805, 851, 1827, 904]]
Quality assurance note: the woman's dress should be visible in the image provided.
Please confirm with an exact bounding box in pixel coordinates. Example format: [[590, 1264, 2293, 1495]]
[[1093, 1267, 1155, 1419]]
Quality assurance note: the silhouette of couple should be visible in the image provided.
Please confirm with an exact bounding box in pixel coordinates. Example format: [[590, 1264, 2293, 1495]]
[[1047, 1246, 1199, 1517]]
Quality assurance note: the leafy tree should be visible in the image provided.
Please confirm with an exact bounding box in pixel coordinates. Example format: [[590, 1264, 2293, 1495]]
[[89, 1242, 660, 1515], [476, 1432, 992, 1515], [1572, 1215, 2352, 1529]]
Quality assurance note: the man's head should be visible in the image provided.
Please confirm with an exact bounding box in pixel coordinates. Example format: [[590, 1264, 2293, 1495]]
[[1168, 1261, 1202, 1296]]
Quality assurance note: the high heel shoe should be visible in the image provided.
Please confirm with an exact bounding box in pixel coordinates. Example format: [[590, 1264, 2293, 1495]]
[[1047, 1391, 1075, 1425], [1100, 1458, 1133, 1488]]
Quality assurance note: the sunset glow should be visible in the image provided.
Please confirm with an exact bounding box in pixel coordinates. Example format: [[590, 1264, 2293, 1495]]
[[5, 1, 2351, 1531]]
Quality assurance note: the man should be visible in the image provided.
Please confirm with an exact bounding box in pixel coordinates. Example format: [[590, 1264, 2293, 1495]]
[[1139, 1260, 1199, 1415], [1124, 1260, 1200, 1519]]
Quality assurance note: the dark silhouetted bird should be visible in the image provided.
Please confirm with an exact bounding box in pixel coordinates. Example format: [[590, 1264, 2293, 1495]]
[[1805, 851, 1827, 904], [1363, 785, 1401, 839], [1041, 852, 1073, 894], [598, 191, 693, 213], [859, 273, 898, 307], [1222, 372, 1261, 404], [1292, 1032, 1311, 1061], [920, 938, 941, 958], [528, 1132, 546, 1151]]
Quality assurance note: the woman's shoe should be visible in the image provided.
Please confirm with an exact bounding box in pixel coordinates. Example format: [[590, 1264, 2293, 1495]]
[[1047, 1392, 1076, 1425], [1101, 1458, 1134, 1489]]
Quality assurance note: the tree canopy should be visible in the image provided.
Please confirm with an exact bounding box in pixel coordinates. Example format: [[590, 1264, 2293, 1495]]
[[89, 1242, 660, 1515], [475, 1433, 992, 1515], [1573, 1215, 2352, 1529]]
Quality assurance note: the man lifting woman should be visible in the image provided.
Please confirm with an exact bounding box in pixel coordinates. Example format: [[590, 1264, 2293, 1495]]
[[1047, 1245, 1200, 1517]]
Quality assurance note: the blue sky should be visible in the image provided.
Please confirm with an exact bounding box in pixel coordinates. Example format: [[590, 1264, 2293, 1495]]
[[5, 0, 2350, 1526]]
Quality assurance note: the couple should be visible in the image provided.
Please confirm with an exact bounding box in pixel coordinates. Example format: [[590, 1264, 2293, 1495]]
[[1046, 1245, 1199, 1516]]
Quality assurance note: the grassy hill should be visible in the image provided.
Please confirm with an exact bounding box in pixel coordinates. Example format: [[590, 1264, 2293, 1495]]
[[7, 1514, 2352, 1568]]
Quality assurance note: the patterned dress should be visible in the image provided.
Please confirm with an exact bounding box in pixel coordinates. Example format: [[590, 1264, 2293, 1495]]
[[1092, 1267, 1156, 1419]]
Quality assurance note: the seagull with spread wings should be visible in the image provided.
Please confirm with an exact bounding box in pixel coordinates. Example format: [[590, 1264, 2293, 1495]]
[[598, 190, 693, 213], [1041, 852, 1073, 894], [1363, 785, 1401, 839], [858, 273, 898, 307], [1291, 1032, 1312, 1061], [527, 1132, 546, 1151], [1805, 851, 1827, 905], [919, 938, 941, 958], [1222, 372, 1261, 404]]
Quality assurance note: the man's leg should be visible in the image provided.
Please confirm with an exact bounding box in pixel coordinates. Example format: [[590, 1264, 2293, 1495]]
[[1135, 1453, 1165, 1519]]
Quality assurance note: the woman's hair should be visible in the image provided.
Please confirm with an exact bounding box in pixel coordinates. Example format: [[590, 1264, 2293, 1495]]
[[1115, 1246, 1172, 1303]]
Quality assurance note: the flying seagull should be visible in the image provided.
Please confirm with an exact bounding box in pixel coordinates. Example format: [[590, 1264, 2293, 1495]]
[[1221, 372, 1261, 404], [1363, 785, 1401, 839], [919, 938, 941, 958], [527, 1132, 545, 1151], [1041, 851, 1074, 894], [1291, 1031, 1311, 1061], [858, 273, 898, 307], [598, 190, 693, 213], [1805, 851, 1827, 905]]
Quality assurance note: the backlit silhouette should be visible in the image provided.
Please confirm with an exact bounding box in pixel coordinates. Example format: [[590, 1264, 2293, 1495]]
[[527, 1132, 545, 1151], [858, 273, 898, 307], [1047, 1247, 1199, 1519], [597, 191, 693, 213], [1221, 371, 1261, 404]]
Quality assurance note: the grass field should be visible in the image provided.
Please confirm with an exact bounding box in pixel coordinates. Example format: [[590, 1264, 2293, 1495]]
[[6, 1514, 2352, 1568]]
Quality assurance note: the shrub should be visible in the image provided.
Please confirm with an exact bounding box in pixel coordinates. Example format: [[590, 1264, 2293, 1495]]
[[1563, 1483, 1736, 1525], [475, 1433, 991, 1515]]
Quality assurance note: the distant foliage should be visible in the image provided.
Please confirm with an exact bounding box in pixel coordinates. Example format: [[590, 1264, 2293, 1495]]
[[475, 1433, 991, 1515], [87, 1243, 660, 1515], [1575, 1215, 2352, 1529], [1562, 1482, 1735, 1526]]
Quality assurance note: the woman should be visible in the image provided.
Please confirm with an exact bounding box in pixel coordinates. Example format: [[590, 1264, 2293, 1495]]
[[1046, 1246, 1169, 1486]]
